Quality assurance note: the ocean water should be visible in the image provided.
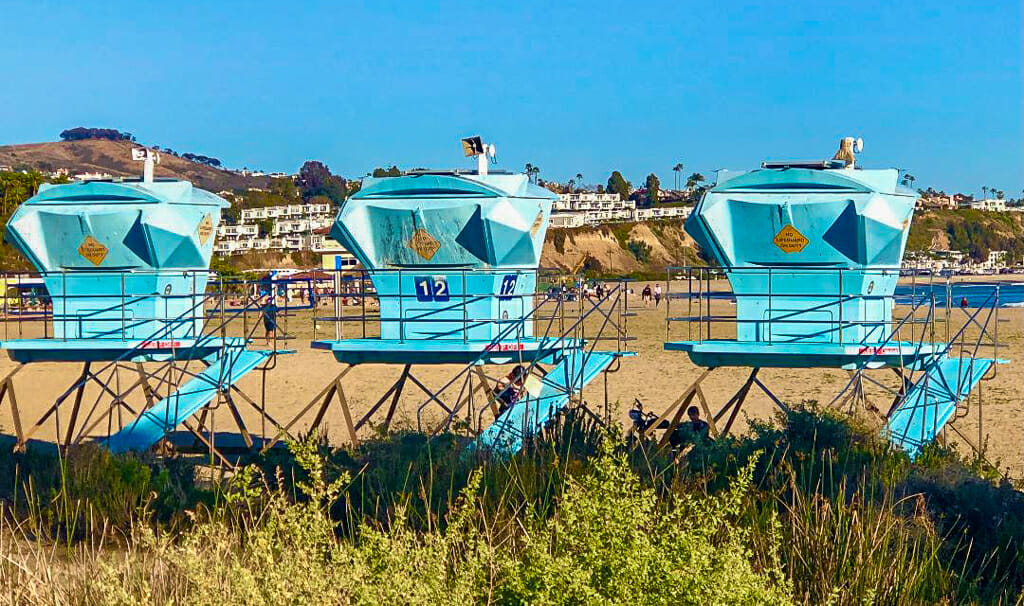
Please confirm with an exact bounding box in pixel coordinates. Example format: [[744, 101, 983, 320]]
[[667, 282, 1024, 308], [894, 282, 1024, 308]]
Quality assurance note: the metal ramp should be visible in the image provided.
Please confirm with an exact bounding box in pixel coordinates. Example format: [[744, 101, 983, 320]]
[[105, 348, 272, 453], [885, 355, 993, 455], [474, 351, 617, 455]]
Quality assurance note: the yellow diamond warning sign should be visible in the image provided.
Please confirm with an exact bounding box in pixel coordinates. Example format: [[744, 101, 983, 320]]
[[408, 228, 441, 261], [197, 213, 214, 245], [773, 224, 808, 253], [78, 236, 109, 266]]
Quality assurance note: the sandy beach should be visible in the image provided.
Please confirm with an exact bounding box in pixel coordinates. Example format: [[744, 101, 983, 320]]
[[0, 282, 1019, 477]]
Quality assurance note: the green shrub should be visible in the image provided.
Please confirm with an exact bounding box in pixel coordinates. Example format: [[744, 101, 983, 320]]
[[626, 239, 652, 263]]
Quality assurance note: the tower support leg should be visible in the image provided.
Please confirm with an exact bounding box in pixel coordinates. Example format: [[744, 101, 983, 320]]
[[262, 366, 352, 452], [0, 364, 25, 449], [640, 368, 715, 441]]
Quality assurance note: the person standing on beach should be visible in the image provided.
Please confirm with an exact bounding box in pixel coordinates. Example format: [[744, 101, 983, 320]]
[[641, 285, 652, 307], [261, 295, 279, 346], [654, 283, 663, 307]]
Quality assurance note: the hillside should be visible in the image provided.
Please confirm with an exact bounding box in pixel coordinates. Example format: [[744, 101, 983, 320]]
[[908, 208, 1024, 261], [539, 208, 1024, 278], [542, 219, 703, 276], [0, 139, 271, 192]]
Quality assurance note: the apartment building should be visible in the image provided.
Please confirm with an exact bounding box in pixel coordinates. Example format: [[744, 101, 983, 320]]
[[967, 198, 1007, 212], [553, 192, 636, 226], [239, 202, 332, 223], [551, 191, 691, 227], [215, 202, 336, 254]]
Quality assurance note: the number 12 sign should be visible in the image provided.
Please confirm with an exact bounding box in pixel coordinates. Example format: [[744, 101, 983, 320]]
[[414, 276, 450, 302], [498, 274, 518, 300]]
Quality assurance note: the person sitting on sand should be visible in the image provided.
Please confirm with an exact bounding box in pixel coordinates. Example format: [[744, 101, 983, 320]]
[[669, 406, 710, 449]]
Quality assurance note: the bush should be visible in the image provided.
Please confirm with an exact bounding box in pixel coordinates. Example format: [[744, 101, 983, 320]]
[[80, 437, 791, 605], [3, 408, 1024, 603], [626, 239, 652, 263]]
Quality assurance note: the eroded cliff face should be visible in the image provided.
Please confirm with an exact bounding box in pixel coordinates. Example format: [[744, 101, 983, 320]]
[[542, 219, 703, 275]]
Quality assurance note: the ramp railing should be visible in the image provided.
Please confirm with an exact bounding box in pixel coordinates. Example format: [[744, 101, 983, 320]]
[[0, 268, 290, 457]]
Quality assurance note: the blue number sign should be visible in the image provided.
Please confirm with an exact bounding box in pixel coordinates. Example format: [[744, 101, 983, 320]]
[[498, 274, 517, 300], [414, 276, 450, 302]]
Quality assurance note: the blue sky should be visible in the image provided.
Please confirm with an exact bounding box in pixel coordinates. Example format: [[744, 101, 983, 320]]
[[0, 0, 1019, 195]]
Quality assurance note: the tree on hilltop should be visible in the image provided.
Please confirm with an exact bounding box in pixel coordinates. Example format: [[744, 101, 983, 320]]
[[59, 127, 134, 142], [298, 160, 347, 205], [181, 152, 222, 168], [685, 172, 706, 199], [672, 163, 684, 189], [645, 173, 660, 206], [371, 166, 401, 178], [606, 171, 631, 201]]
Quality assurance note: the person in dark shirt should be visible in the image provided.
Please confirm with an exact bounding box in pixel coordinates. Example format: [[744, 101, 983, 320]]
[[261, 295, 279, 345], [669, 405, 711, 448]]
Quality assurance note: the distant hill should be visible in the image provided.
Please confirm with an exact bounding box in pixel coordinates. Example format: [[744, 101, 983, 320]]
[[0, 139, 272, 192], [542, 219, 703, 279]]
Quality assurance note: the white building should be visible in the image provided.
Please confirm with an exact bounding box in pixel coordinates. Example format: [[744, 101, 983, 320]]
[[551, 192, 692, 227], [632, 206, 691, 221], [984, 250, 1008, 269], [74, 171, 113, 181], [550, 213, 586, 229], [966, 198, 1007, 212], [240, 202, 332, 223], [216, 202, 336, 254], [553, 192, 637, 226]]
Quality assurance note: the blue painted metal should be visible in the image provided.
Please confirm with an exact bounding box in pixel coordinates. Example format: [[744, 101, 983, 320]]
[[4, 180, 227, 341], [330, 172, 554, 346], [687, 167, 915, 345], [0, 337, 239, 363], [104, 348, 271, 453], [666, 340, 942, 370], [474, 351, 617, 454], [671, 163, 921, 368], [311, 337, 582, 365], [886, 356, 994, 455]]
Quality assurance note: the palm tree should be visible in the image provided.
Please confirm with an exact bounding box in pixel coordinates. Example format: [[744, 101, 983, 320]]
[[902, 174, 915, 189], [982, 186, 989, 200], [685, 172, 705, 191], [567, 178, 575, 194], [575, 173, 583, 192], [525, 163, 535, 183], [672, 163, 684, 190]]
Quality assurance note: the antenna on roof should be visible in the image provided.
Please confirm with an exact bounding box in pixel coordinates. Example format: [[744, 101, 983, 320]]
[[131, 147, 160, 183], [460, 136, 496, 176]]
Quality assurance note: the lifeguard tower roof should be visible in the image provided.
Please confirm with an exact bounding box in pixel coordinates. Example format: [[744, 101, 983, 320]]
[[6, 179, 227, 272], [2, 178, 228, 351], [331, 171, 555, 270], [687, 165, 917, 270], [668, 155, 930, 369]]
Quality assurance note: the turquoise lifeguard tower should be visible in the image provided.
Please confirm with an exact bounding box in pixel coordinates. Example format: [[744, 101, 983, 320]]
[[653, 139, 1001, 455], [270, 138, 629, 454], [0, 150, 277, 456]]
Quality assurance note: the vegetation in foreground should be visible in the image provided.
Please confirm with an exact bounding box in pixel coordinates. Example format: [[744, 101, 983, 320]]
[[0, 407, 1023, 604]]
